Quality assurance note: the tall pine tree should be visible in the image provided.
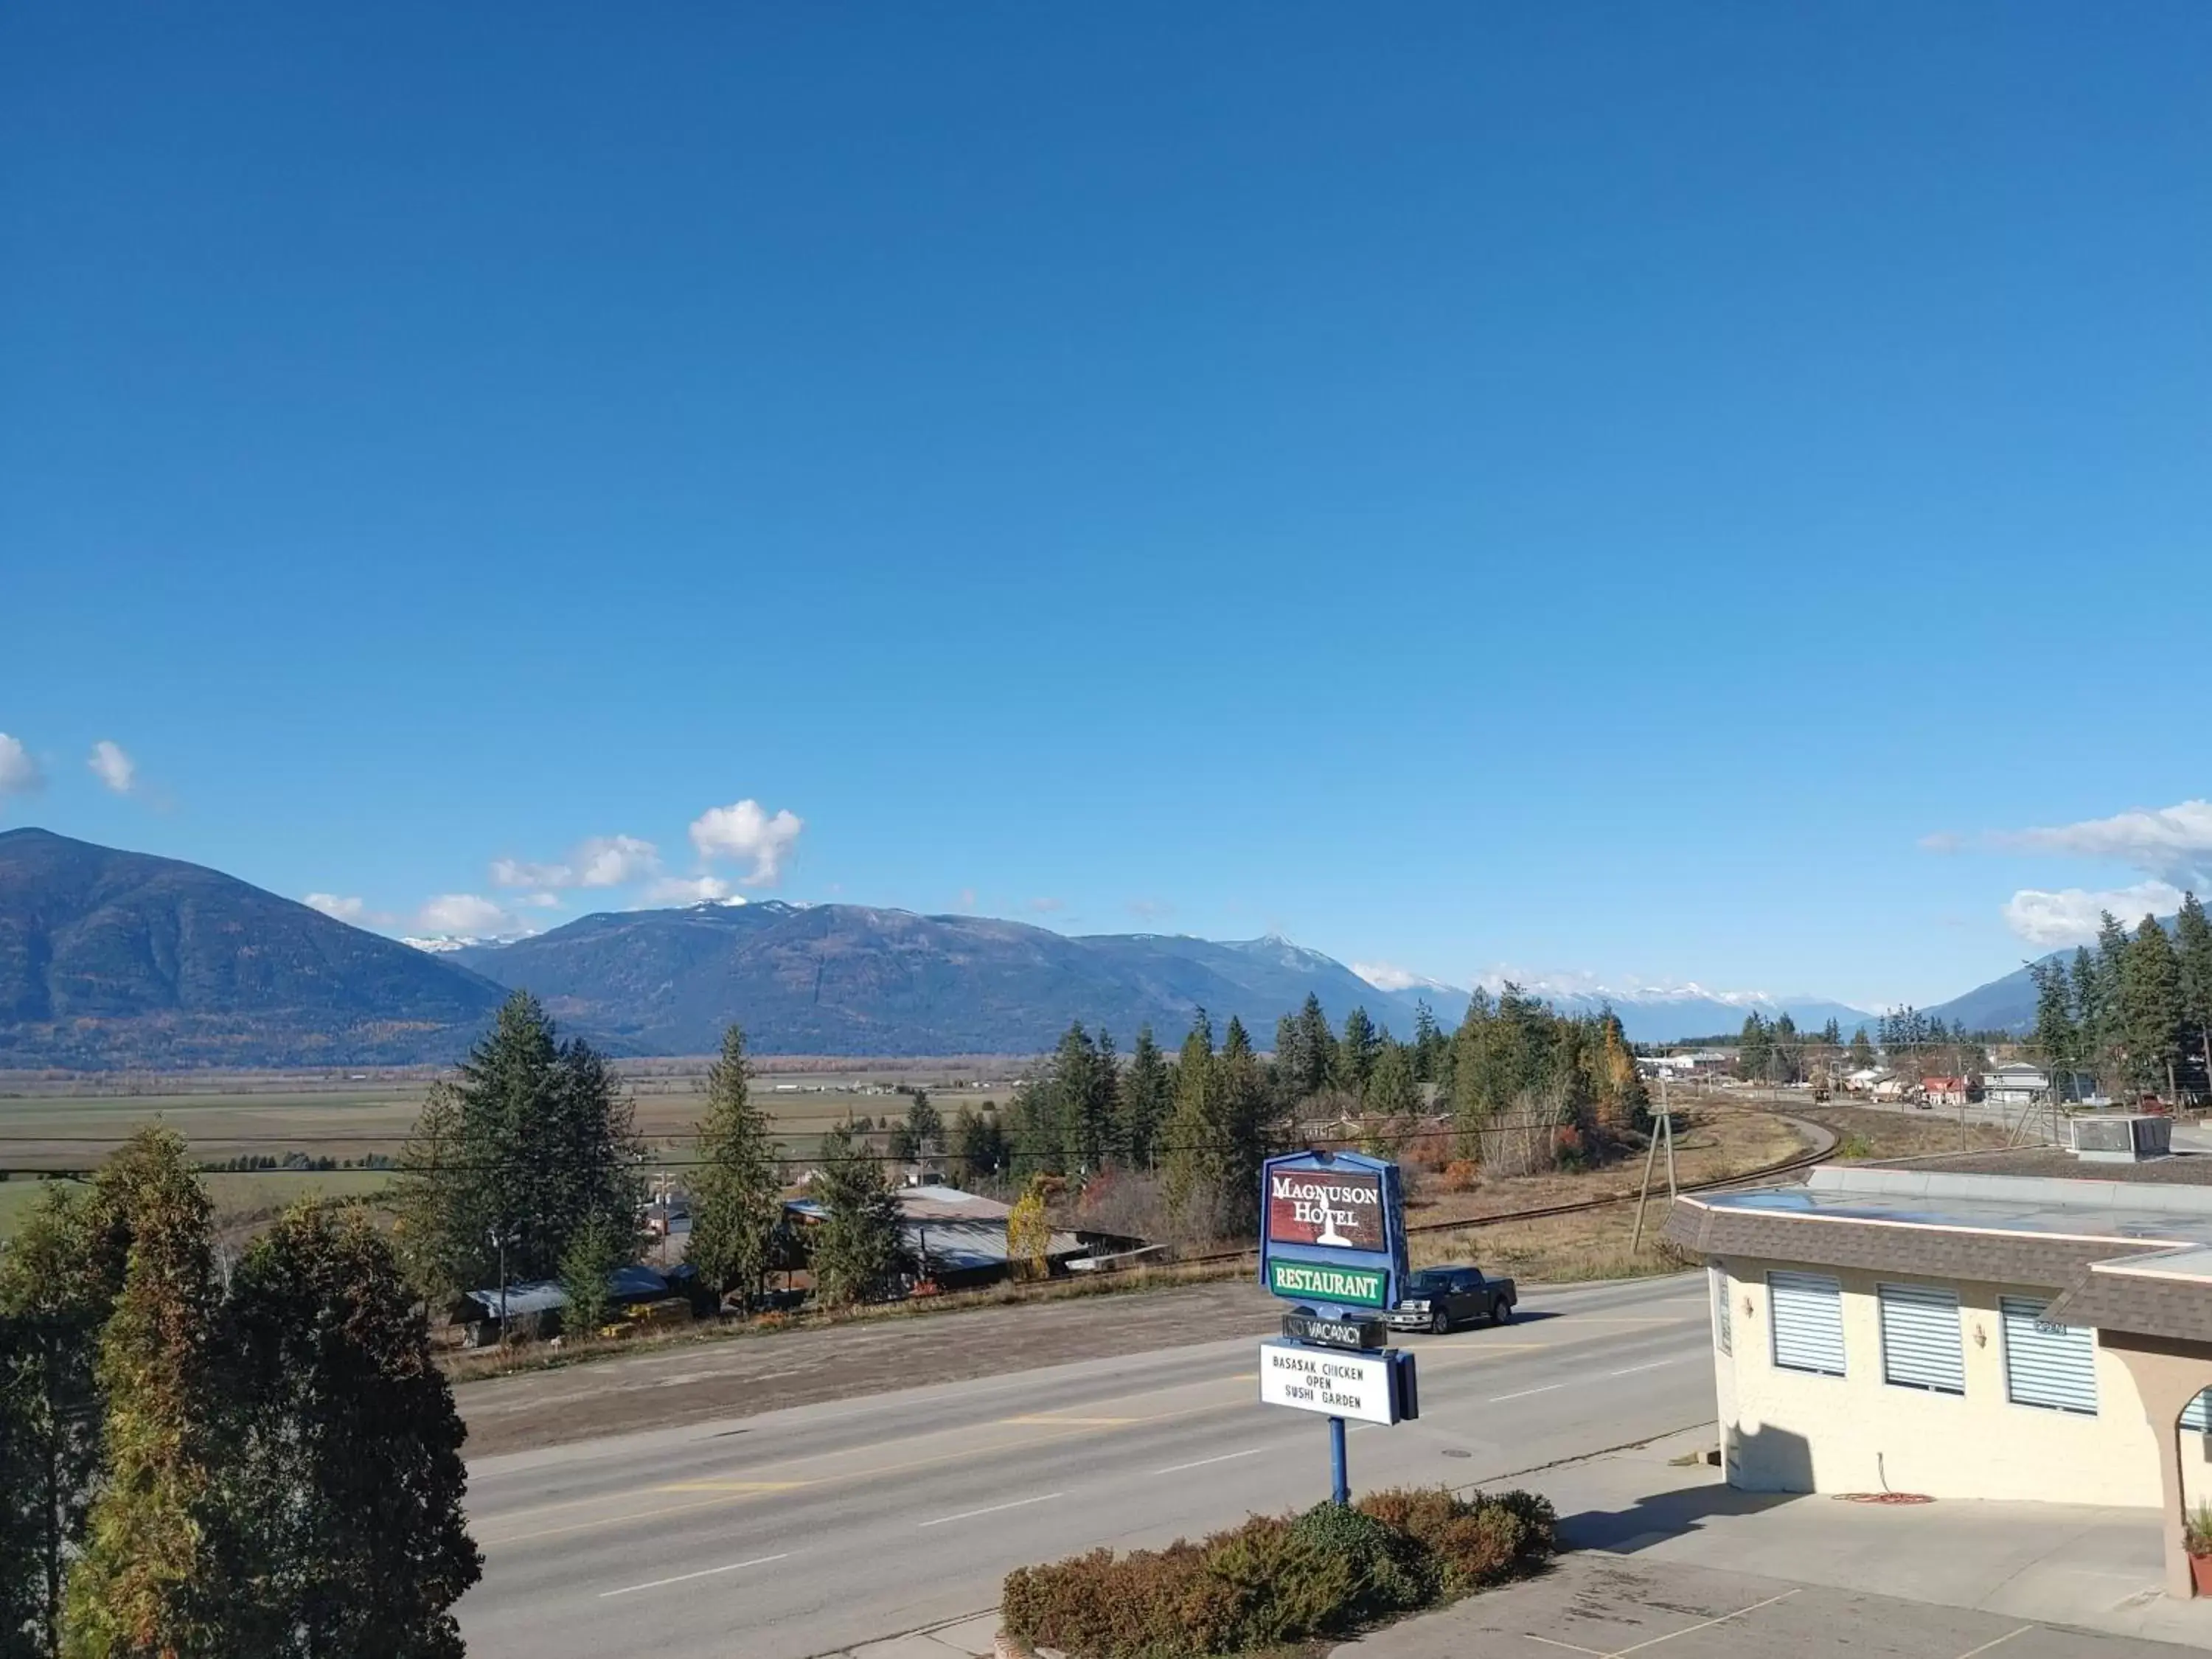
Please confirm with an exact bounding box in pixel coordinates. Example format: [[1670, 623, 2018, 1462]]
[[1118, 1026, 1171, 1171], [2176, 894, 2212, 1092], [1161, 1010, 1218, 1228], [2121, 915, 2185, 1099], [809, 1124, 903, 1306], [686, 1026, 784, 1306]]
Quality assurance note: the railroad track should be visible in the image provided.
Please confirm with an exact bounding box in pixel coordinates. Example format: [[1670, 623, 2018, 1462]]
[[1177, 1105, 1837, 1267]]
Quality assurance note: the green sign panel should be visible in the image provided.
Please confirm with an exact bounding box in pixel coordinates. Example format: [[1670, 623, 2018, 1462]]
[[1267, 1259, 1387, 1308]]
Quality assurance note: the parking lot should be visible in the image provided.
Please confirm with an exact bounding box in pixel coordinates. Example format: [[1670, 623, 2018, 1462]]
[[1352, 1555, 2201, 1658]]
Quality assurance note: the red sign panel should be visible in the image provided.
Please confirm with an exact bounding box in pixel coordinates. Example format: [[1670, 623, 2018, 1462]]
[[1266, 1167, 1385, 1251]]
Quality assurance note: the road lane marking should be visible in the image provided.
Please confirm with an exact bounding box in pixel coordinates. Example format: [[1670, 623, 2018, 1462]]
[[1520, 1635, 1609, 1657], [655, 1480, 813, 1493], [1952, 1628, 2034, 1659], [1153, 1447, 1263, 1475], [919, 1492, 1063, 1528], [1001, 1415, 1138, 1427], [1607, 1358, 1692, 1377], [1489, 1383, 1566, 1402], [598, 1552, 790, 1599]]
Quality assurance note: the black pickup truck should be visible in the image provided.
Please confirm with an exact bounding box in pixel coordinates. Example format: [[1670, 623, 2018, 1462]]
[[1385, 1265, 1518, 1334]]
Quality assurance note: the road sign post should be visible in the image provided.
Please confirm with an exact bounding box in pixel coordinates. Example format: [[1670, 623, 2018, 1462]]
[[1256, 1150, 1415, 1504]]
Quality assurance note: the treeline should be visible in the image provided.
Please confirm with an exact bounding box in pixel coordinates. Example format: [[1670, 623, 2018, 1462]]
[[892, 988, 1648, 1237], [0, 1131, 476, 1658], [2028, 899, 2212, 1100], [391, 995, 909, 1317]]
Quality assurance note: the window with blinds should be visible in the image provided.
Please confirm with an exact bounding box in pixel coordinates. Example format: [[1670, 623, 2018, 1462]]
[[1713, 1267, 1732, 1354], [1768, 1270, 1846, 1377], [1878, 1282, 1964, 1395], [2183, 1389, 2212, 1434], [2000, 1295, 2097, 1416]]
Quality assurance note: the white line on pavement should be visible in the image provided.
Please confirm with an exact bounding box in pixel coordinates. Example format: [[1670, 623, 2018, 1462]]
[[598, 1553, 790, 1599], [919, 1492, 1065, 1528], [1489, 1383, 1566, 1402], [1607, 1357, 1691, 1377], [1154, 1448, 1265, 1475], [1952, 1627, 2034, 1659]]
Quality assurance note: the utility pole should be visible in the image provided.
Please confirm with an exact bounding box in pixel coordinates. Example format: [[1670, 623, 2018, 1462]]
[[490, 1225, 511, 1349], [1630, 1070, 1677, 1255]]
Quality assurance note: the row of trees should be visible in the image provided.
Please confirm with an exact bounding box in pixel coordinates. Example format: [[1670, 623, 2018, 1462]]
[[2030, 900, 2212, 1101], [0, 1132, 477, 1658], [1448, 987, 1647, 1168]]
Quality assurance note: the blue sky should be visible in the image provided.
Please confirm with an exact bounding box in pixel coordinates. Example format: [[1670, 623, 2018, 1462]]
[[3, 4, 2208, 1013]]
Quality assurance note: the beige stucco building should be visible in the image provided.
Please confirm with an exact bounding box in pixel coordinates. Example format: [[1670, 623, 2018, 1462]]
[[1669, 1155, 2212, 1597]]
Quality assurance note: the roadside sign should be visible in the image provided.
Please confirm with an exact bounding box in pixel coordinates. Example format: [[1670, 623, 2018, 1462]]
[[1259, 1150, 1408, 1312], [1267, 1259, 1387, 1307], [1258, 1340, 1411, 1425], [1281, 1311, 1385, 1351], [1266, 1166, 1385, 1249]]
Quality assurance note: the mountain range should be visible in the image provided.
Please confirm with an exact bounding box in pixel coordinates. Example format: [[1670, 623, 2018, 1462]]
[[0, 827, 2035, 1070]]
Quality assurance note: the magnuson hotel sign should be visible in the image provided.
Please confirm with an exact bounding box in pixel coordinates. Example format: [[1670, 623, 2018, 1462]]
[[1265, 1168, 1385, 1251], [1257, 1340, 1400, 1425]]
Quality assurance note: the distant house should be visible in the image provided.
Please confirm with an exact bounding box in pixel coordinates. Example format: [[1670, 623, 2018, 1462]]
[[782, 1181, 1093, 1293], [452, 1262, 695, 1344], [1923, 1076, 1974, 1107], [1845, 1067, 1892, 1095], [1983, 1062, 2051, 1106]]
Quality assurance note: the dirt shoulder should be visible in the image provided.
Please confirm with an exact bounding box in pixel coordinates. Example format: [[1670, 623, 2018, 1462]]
[[457, 1276, 1290, 1458]]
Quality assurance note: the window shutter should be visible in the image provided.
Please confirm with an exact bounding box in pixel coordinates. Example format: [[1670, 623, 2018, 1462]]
[[1768, 1270, 1845, 1377], [1878, 1283, 1964, 1395], [2000, 1296, 2097, 1416], [2185, 1390, 2212, 1434], [1712, 1266, 1732, 1354]]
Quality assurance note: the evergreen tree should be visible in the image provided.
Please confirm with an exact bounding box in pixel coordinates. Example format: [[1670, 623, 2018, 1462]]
[[952, 1107, 1009, 1186], [1161, 1010, 1217, 1225], [1736, 1012, 1774, 1082], [1820, 1018, 1842, 1047], [557, 1214, 625, 1339], [809, 1124, 903, 1307], [1117, 1026, 1172, 1170], [1004, 1078, 1065, 1181], [2176, 894, 2212, 1091], [214, 1206, 479, 1659], [1212, 1018, 1281, 1238], [1335, 1007, 1380, 1095], [2028, 957, 2079, 1095], [685, 1026, 785, 1306], [1365, 1040, 1419, 1124], [2093, 913, 2132, 1080], [391, 992, 643, 1297], [2121, 915, 2185, 1099], [905, 1090, 943, 1159], [1848, 1026, 1875, 1069], [62, 1130, 229, 1659], [1411, 1000, 1447, 1086], [0, 1184, 125, 1659], [1288, 994, 1337, 1099]]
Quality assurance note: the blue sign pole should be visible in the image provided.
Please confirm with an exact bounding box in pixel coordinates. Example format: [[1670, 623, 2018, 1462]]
[[1329, 1415, 1349, 1506]]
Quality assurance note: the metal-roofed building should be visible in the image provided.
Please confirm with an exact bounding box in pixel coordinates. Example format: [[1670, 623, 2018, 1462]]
[[1668, 1152, 2212, 1599], [782, 1182, 1088, 1290]]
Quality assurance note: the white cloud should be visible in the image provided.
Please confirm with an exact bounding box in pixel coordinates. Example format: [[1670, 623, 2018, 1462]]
[[303, 892, 367, 922], [521, 891, 563, 909], [689, 799, 804, 886], [86, 740, 136, 795], [1353, 961, 1422, 992], [492, 834, 660, 891], [1996, 800, 2212, 888], [414, 893, 514, 936], [0, 734, 43, 798], [2003, 881, 2188, 948], [642, 874, 743, 907]]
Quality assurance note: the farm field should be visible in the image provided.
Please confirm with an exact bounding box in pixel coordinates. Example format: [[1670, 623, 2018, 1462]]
[[0, 1069, 1013, 1234]]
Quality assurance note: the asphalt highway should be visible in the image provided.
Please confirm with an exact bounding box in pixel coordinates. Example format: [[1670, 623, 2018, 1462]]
[[457, 1273, 1714, 1659]]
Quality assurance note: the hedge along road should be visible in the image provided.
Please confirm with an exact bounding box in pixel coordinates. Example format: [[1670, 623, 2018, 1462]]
[[456, 1273, 1714, 1659]]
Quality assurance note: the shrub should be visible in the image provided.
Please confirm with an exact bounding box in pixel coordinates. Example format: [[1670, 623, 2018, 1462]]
[[1002, 1489, 1555, 1657], [1441, 1158, 1481, 1193]]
